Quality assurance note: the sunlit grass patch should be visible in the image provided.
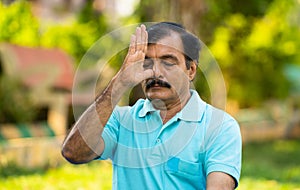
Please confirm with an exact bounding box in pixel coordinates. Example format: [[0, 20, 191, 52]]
[[239, 177, 300, 190], [0, 161, 112, 190], [239, 139, 300, 190]]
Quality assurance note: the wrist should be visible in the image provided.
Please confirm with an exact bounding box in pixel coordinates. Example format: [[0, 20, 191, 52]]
[[107, 76, 128, 104], [112, 72, 132, 91]]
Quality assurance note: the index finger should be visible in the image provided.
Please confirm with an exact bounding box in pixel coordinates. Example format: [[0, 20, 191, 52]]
[[135, 26, 142, 51], [141, 24, 148, 53]]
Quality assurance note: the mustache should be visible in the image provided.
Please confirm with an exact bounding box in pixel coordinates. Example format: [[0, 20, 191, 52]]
[[145, 78, 171, 89]]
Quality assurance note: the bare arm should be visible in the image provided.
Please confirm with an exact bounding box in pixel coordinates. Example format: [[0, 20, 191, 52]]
[[61, 25, 153, 164], [61, 78, 122, 164], [206, 172, 236, 190]]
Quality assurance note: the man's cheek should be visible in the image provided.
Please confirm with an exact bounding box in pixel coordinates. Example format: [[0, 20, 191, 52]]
[[167, 70, 189, 87]]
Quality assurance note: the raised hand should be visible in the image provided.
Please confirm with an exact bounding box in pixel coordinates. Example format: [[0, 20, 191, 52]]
[[114, 24, 154, 89]]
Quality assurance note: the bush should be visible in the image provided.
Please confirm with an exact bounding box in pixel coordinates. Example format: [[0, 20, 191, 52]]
[[0, 76, 37, 123]]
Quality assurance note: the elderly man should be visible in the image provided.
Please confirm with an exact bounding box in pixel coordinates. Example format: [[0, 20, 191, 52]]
[[62, 22, 242, 190]]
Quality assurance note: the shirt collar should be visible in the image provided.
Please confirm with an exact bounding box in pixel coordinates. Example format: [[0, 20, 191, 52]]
[[138, 99, 157, 117], [138, 89, 206, 122]]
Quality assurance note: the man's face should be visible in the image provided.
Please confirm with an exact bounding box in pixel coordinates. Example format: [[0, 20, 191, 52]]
[[141, 32, 196, 104]]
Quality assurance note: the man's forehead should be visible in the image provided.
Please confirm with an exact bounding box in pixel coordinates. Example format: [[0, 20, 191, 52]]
[[147, 32, 184, 55]]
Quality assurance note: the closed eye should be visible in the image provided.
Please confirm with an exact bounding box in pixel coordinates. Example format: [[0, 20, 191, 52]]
[[162, 60, 175, 66], [143, 58, 153, 69]]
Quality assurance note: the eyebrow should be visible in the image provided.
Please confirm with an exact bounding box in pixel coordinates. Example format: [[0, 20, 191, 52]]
[[145, 54, 179, 63], [145, 54, 180, 63]]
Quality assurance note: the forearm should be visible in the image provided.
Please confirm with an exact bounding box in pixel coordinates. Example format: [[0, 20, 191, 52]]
[[206, 172, 236, 190], [62, 77, 126, 164], [62, 24, 150, 164], [95, 76, 126, 125]]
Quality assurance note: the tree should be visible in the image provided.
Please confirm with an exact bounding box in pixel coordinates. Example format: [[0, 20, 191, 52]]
[[135, 0, 300, 108], [208, 0, 300, 107]]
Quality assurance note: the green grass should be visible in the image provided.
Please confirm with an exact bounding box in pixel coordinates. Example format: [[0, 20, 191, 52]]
[[0, 161, 113, 190], [1, 139, 300, 190], [238, 139, 300, 190]]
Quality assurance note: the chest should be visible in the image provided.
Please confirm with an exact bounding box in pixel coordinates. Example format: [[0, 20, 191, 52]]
[[115, 111, 207, 166], [111, 110, 209, 189]]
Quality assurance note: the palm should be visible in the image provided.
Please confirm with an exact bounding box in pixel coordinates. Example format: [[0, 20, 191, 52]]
[[117, 25, 153, 88]]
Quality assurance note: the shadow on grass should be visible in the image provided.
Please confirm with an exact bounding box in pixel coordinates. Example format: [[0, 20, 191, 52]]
[[0, 162, 47, 178], [241, 139, 300, 184]]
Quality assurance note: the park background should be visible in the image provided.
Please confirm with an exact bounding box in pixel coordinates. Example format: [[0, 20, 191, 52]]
[[0, 0, 299, 189]]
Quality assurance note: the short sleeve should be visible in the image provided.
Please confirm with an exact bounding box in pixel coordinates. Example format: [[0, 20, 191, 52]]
[[98, 107, 120, 160], [204, 110, 242, 188]]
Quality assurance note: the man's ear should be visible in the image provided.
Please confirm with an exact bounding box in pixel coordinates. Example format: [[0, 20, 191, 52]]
[[188, 61, 197, 81]]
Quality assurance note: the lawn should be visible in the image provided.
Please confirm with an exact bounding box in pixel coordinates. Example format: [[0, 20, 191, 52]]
[[238, 139, 300, 190], [1, 139, 300, 190]]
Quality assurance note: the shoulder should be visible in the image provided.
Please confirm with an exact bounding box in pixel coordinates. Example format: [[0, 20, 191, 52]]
[[203, 105, 241, 144], [207, 105, 239, 127]]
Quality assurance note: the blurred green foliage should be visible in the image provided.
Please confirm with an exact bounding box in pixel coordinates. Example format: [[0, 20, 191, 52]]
[[40, 0, 108, 63], [0, 76, 37, 123], [0, 0, 108, 63], [208, 0, 300, 107], [0, 0, 299, 109], [0, 0, 108, 123], [136, 0, 300, 108], [0, 1, 40, 46]]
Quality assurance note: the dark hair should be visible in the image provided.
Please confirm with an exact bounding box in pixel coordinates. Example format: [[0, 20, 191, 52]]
[[147, 22, 201, 69]]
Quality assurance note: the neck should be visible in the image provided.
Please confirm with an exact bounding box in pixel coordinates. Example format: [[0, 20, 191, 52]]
[[152, 91, 191, 124]]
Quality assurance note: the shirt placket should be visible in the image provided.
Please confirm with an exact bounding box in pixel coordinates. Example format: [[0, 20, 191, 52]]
[[154, 113, 180, 146]]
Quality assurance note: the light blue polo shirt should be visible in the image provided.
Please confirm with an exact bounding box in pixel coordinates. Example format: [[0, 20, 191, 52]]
[[99, 90, 242, 190]]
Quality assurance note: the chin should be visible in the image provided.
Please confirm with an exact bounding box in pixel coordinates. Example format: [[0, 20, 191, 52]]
[[145, 89, 173, 101]]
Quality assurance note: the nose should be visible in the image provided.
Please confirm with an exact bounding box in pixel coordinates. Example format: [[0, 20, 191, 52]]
[[152, 60, 163, 78]]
